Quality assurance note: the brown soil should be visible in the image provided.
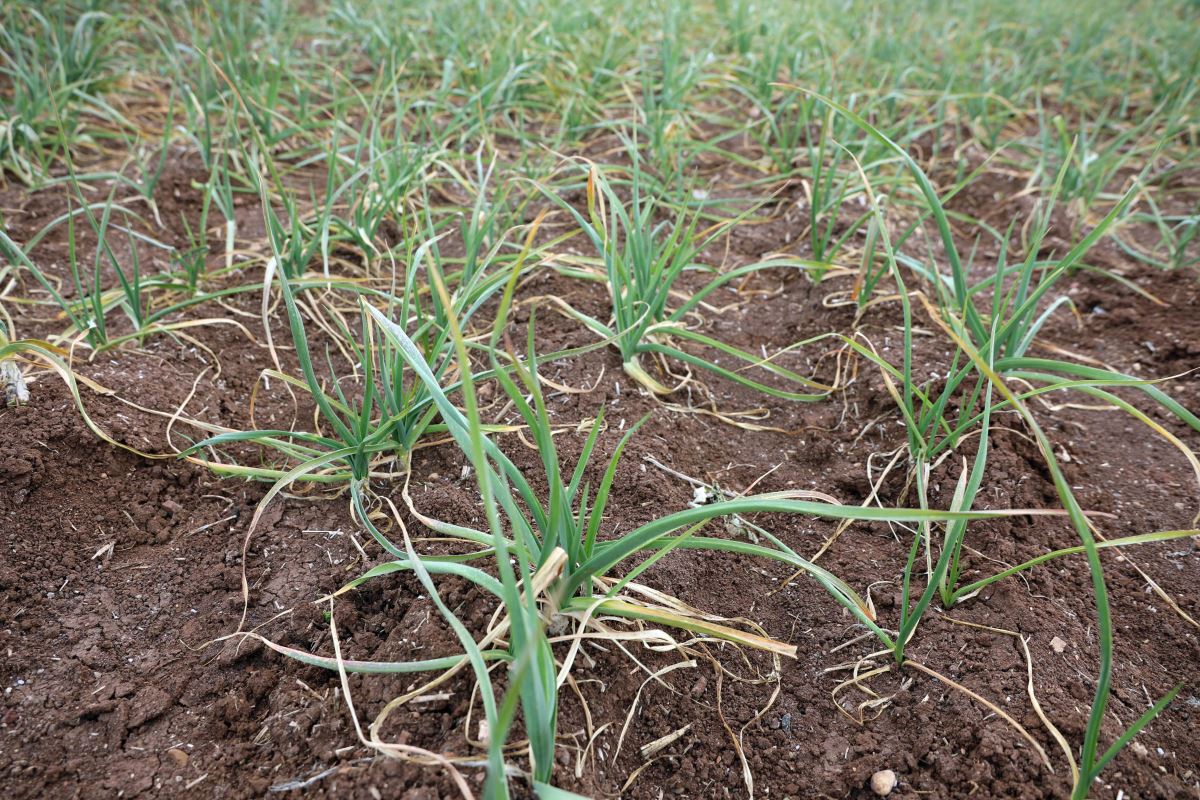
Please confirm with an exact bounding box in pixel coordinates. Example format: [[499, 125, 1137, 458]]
[[2, 161, 1199, 800]]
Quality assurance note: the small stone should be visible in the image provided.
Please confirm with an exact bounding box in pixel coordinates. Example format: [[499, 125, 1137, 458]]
[[1050, 636, 1068, 653], [870, 769, 897, 796], [166, 747, 188, 768]]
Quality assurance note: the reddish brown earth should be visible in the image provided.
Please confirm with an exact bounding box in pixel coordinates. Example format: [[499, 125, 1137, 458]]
[[1, 162, 1198, 800]]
